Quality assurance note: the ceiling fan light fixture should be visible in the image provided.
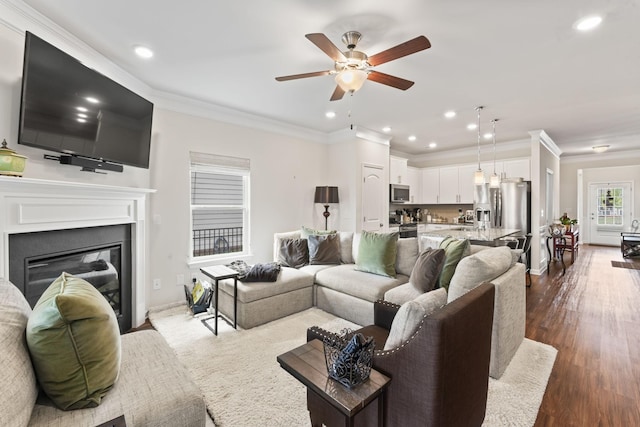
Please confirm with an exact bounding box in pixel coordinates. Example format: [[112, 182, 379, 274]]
[[592, 144, 610, 153], [335, 69, 367, 93]]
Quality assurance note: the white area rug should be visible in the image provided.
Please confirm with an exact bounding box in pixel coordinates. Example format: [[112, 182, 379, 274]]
[[149, 305, 556, 427]]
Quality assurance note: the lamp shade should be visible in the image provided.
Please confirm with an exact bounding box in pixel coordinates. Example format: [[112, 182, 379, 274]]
[[335, 69, 367, 92], [314, 186, 339, 204]]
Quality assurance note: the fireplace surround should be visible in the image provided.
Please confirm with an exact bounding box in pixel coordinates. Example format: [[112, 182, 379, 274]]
[[0, 176, 154, 329]]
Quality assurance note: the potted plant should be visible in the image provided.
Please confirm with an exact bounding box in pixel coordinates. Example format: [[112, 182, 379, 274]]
[[559, 213, 578, 232]]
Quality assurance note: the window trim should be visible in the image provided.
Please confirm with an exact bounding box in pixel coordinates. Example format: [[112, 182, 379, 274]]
[[188, 154, 251, 266]]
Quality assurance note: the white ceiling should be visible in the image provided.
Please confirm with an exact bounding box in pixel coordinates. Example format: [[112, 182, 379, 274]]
[[20, 0, 640, 158]]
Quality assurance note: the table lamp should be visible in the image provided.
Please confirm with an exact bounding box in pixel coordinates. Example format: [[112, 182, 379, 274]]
[[314, 186, 339, 230]]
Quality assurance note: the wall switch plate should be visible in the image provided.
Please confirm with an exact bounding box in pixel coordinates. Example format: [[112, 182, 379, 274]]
[[153, 279, 161, 290], [176, 274, 185, 286]]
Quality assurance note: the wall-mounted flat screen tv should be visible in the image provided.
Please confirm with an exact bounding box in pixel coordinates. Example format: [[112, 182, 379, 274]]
[[18, 32, 153, 169]]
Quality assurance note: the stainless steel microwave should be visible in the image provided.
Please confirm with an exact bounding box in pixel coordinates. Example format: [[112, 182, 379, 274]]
[[390, 184, 410, 203]]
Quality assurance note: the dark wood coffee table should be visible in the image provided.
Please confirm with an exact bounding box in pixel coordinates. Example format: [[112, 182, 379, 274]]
[[277, 339, 390, 427]]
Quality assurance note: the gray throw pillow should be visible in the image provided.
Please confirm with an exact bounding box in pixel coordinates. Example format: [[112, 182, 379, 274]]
[[277, 238, 309, 268], [409, 248, 446, 293], [308, 234, 341, 265]]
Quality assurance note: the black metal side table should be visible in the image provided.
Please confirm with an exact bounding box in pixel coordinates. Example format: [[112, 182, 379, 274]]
[[199, 265, 239, 335], [546, 234, 567, 275]]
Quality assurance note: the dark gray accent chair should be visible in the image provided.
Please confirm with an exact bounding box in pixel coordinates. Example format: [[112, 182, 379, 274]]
[[308, 282, 495, 427]]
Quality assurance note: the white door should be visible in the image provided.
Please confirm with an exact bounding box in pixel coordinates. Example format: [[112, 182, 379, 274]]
[[588, 182, 633, 245], [362, 164, 384, 232]]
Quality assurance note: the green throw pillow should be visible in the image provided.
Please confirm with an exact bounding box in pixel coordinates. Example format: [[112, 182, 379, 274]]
[[438, 237, 470, 290], [355, 231, 399, 277], [300, 225, 336, 238], [26, 272, 121, 410]]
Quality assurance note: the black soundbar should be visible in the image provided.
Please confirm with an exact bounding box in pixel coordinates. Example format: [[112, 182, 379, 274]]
[[48, 154, 123, 173]]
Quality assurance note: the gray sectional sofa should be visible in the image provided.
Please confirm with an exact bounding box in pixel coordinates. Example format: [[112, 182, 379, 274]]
[[216, 229, 525, 378]]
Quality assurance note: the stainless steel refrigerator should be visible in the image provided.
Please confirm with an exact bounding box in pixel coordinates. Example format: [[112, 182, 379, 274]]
[[473, 179, 531, 233]]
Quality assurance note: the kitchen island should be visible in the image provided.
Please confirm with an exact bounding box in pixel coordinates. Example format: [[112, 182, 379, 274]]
[[420, 227, 521, 247]]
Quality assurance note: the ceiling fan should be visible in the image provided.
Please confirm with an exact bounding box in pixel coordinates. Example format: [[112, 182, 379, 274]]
[[275, 31, 431, 101]]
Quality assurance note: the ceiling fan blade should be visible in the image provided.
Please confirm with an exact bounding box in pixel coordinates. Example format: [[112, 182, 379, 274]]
[[305, 33, 347, 62], [367, 35, 431, 66], [367, 71, 415, 90], [330, 85, 346, 101], [275, 70, 332, 81]]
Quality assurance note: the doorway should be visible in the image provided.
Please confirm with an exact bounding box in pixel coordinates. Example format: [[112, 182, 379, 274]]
[[361, 163, 384, 232], [588, 182, 633, 246]]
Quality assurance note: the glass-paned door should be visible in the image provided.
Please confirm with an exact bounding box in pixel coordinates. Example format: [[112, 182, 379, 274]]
[[589, 182, 633, 246]]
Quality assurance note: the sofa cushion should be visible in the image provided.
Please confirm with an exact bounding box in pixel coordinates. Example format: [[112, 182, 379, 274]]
[[409, 248, 446, 293], [28, 330, 206, 427], [219, 266, 314, 303], [315, 264, 408, 303], [26, 273, 121, 410], [384, 288, 448, 350], [277, 238, 309, 268], [438, 237, 470, 290], [395, 237, 419, 277], [308, 233, 341, 265], [355, 231, 399, 277], [338, 231, 354, 264], [383, 283, 424, 305], [0, 280, 37, 427], [447, 246, 514, 302]]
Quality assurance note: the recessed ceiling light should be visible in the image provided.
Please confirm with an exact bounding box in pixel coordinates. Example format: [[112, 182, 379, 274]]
[[408, 135, 417, 142], [76, 106, 88, 112], [467, 123, 477, 130], [77, 118, 87, 123], [428, 142, 437, 148], [444, 111, 456, 119], [85, 96, 99, 104], [77, 113, 88, 118], [592, 145, 610, 153], [382, 126, 392, 133], [483, 132, 493, 140], [575, 15, 602, 31], [134, 45, 154, 59], [325, 111, 336, 119]]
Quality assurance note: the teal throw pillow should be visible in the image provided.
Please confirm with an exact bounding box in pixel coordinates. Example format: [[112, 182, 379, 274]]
[[438, 237, 470, 290], [26, 273, 121, 410], [355, 231, 399, 277]]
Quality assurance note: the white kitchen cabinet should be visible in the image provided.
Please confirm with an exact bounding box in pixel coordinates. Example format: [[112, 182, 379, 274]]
[[503, 158, 530, 181], [389, 156, 408, 184], [438, 166, 459, 204], [457, 164, 477, 203], [421, 167, 439, 204], [407, 166, 421, 203]]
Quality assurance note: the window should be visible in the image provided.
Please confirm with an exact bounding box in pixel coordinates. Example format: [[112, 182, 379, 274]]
[[596, 187, 623, 226], [190, 152, 250, 261]]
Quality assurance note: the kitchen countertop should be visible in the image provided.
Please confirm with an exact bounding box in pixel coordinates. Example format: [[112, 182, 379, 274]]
[[421, 227, 521, 242]]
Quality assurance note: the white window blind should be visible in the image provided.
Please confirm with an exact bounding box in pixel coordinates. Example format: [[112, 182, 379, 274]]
[[190, 152, 250, 259]]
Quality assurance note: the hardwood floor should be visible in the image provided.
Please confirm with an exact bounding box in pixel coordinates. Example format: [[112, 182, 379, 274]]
[[527, 244, 640, 426]]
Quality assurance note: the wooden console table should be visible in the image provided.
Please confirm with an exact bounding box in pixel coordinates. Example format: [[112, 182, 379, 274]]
[[277, 339, 391, 427], [553, 229, 579, 263]]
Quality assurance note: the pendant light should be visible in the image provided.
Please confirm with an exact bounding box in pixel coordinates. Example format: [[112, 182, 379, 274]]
[[489, 118, 501, 188], [473, 106, 485, 185]]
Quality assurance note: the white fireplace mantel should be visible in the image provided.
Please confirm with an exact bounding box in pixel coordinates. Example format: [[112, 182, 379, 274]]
[[0, 176, 155, 327]]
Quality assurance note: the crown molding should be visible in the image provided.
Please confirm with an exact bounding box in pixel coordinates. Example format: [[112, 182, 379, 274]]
[[560, 148, 640, 164], [529, 129, 562, 159], [395, 138, 530, 163], [152, 90, 328, 144]]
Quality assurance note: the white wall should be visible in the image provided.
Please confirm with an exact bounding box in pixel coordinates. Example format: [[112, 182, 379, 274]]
[[148, 108, 328, 307]]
